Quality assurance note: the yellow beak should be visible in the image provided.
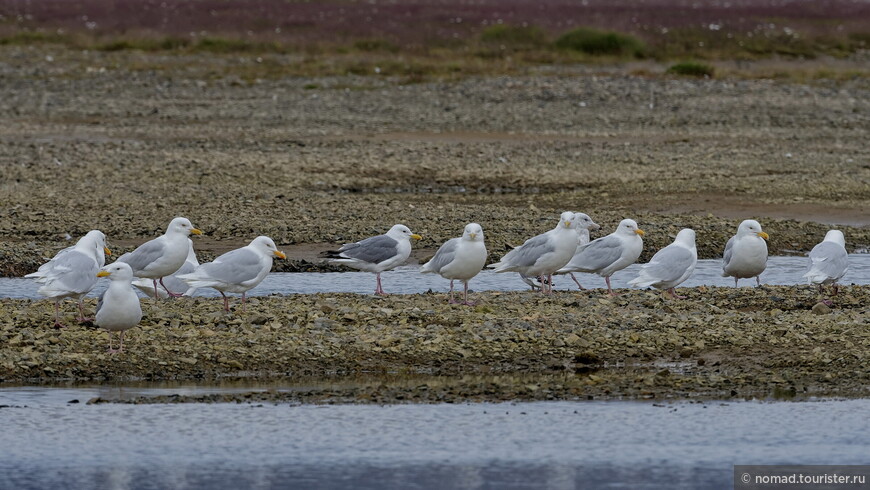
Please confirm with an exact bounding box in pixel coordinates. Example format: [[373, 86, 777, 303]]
[[104, 247, 112, 256], [274, 250, 287, 259], [469, 233, 477, 240], [564, 222, 571, 228], [758, 232, 769, 240], [635, 229, 645, 236], [410, 234, 422, 240], [97, 270, 110, 277], [191, 228, 203, 235]]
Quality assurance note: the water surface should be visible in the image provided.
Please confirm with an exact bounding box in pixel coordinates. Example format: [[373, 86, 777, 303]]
[[2, 255, 868, 300], [1, 386, 868, 490]]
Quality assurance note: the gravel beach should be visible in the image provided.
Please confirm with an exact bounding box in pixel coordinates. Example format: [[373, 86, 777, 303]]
[[1, 46, 868, 401]]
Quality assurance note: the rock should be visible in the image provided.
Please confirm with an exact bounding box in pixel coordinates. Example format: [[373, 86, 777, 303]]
[[811, 303, 832, 315]]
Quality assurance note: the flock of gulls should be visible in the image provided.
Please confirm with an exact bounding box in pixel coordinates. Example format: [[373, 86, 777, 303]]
[[25, 214, 850, 353]]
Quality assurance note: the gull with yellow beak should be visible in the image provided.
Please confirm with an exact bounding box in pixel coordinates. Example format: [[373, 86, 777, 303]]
[[25, 230, 112, 328], [556, 218, 645, 296], [95, 262, 142, 354], [179, 236, 286, 312], [420, 223, 487, 305], [117, 217, 202, 299], [488, 211, 578, 294], [722, 219, 769, 287], [327, 224, 422, 296]]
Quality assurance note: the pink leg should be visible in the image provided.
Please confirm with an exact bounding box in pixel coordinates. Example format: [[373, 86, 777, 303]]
[[462, 281, 476, 306], [448, 280, 458, 304], [119, 330, 125, 353], [76, 300, 92, 323], [667, 288, 687, 299], [53, 301, 67, 329], [570, 273, 586, 290], [153, 279, 160, 300], [160, 278, 183, 298], [107, 332, 118, 353], [605, 276, 619, 296], [545, 274, 555, 294], [537, 276, 547, 294], [220, 292, 230, 312], [375, 273, 387, 296]]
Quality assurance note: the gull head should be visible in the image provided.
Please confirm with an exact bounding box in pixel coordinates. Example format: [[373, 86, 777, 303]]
[[388, 224, 422, 241], [618, 219, 644, 237], [168, 217, 203, 237], [462, 223, 484, 242], [674, 228, 697, 248], [573, 213, 600, 232], [738, 219, 768, 240], [251, 236, 286, 259], [97, 262, 134, 281], [80, 230, 111, 257], [559, 211, 576, 229], [823, 230, 846, 247]]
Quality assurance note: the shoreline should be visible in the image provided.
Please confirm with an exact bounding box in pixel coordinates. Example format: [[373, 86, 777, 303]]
[[2, 287, 868, 403]]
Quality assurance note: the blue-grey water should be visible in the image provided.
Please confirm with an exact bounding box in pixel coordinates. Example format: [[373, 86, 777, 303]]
[[1, 384, 868, 490], [2, 255, 869, 300]]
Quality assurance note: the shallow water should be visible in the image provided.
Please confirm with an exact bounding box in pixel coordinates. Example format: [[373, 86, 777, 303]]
[[2, 255, 869, 300], [1, 384, 867, 490]]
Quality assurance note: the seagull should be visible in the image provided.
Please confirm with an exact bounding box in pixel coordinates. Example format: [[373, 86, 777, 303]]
[[488, 211, 578, 294], [178, 236, 286, 312], [131, 239, 200, 299], [327, 224, 422, 296], [803, 230, 848, 295], [556, 218, 644, 296], [722, 219, 769, 286], [95, 262, 142, 354], [629, 228, 698, 299], [25, 230, 111, 328], [521, 212, 600, 290], [117, 217, 202, 299], [420, 223, 487, 305]]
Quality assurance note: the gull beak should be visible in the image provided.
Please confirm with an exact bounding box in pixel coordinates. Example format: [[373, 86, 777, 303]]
[[104, 246, 112, 256], [758, 231, 769, 240], [274, 250, 287, 259], [635, 229, 645, 236], [564, 222, 572, 228], [191, 228, 203, 235], [410, 234, 422, 240], [469, 233, 477, 240], [97, 270, 110, 277]]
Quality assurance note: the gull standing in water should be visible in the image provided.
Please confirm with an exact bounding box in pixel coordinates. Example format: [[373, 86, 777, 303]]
[[629, 228, 698, 299], [132, 239, 200, 299], [722, 219, 769, 287], [488, 211, 578, 294], [557, 219, 644, 296], [327, 224, 422, 296], [117, 217, 202, 299], [803, 230, 848, 296], [179, 236, 286, 312], [25, 230, 111, 328], [420, 223, 487, 305], [95, 262, 142, 353]]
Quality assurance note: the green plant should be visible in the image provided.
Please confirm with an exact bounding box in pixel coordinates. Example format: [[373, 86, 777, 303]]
[[667, 61, 715, 77], [554, 27, 645, 57]]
